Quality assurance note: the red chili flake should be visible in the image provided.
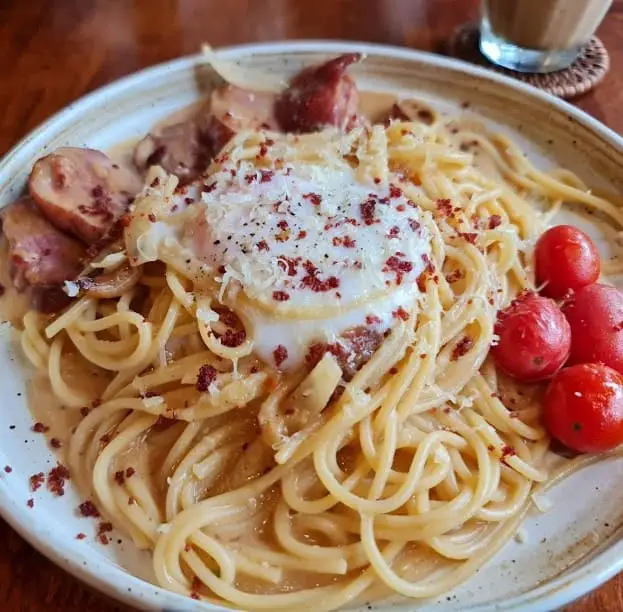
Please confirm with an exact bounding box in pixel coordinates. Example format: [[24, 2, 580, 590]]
[[451, 336, 474, 361], [360, 199, 376, 225], [488, 214, 502, 229], [502, 445, 516, 458], [3, 465, 11, 473], [114, 471, 125, 485], [126, 467, 136, 478], [220, 329, 246, 347], [343, 236, 356, 248], [147, 213, 156, 223], [392, 307, 409, 321], [30, 473, 45, 492], [303, 193, 322, 206], [436, 199, 453, 216], [47, 463, 70, 496], [387, 226, 400, 238], [366, 315, 381, 325], [196, 365, 217, 392], [50, 438, 62, 449], [408, 219, 421, 232], [277, 220, 289, 231], [26, 499, 34, 508], [76, 533, 87, 540], [32, 422, 49, 433], [273, 290, 290, 302], [273, 345, 288, 367], [297, 230, 307, 240], [389, 185, 402, 199], [445, 269, 465, 284]]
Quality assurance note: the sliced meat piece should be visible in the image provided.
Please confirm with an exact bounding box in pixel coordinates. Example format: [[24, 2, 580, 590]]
[[275, 53, 363, 133], [201, 85, 278, 155], [29, 147, 142, 243], [133, 121, 211, 184], [1, 197, 86, 290]]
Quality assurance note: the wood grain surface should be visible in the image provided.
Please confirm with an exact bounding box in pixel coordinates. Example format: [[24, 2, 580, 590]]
[[0, 1, 622, 610]]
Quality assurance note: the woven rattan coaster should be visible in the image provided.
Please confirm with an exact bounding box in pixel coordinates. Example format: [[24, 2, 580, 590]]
[[448, 23, 610, 99]]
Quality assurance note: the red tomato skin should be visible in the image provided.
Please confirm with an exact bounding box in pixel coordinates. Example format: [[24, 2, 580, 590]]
[[562, 283, 623, 374], [491, 292, 571, 382], [544, 363, 623, 453], [535, 225, 600, 299]]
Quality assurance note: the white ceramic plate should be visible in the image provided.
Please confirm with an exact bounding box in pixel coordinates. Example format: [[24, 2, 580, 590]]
[[1, 41, 622, 612]]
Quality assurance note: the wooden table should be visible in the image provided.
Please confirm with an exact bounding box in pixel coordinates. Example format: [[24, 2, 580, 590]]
[[0, 1, 622, 610]]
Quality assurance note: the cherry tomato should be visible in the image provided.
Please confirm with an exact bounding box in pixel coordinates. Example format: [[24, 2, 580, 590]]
[[534, 225, 600, 299], [491, 292, 571, 382], [562, 283, 623, 374], [544, 363, 623, 453]]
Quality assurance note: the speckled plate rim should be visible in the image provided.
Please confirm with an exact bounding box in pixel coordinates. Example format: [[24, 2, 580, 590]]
[[0, 40, 622, 612]]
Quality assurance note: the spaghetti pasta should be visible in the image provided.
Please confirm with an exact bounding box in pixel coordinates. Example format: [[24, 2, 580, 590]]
[[16, 100, 623, 611]]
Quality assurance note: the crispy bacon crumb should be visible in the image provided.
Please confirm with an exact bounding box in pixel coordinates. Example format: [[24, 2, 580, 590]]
[[50, 438, 61, 449], [47, 463, 70, 496], [78, 500, 100, 518], [366, 315, 381, 325], [273, 345, 288, 367], [273, 290, 291, 301], [502, 445, 516, 459], [126, 467, 136, 478], [32, 422, 49, 433], [26, 499, 34, 508], [220, 329, 246, 347], [76, 533, 87, 540], [436, 199, 453, 216], [196, 364, 217, 392], [3, 465, 12, 474], [488, 214, 502, 229], [393, 307, 409, 321], [114, 470, 125, 485], [360, 199, 376, 225], [30, 473, 44, 491], [303, 193, 322, 206], [451, 336, 474, 361]]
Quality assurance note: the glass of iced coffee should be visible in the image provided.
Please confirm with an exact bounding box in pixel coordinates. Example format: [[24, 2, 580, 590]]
[[480, 0, 612, 73]]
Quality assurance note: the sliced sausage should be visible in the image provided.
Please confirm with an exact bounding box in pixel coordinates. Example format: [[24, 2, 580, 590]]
[[275, 53, 363, 133], [200, 85, 278, 155], [1, 197, 86, 290], [29, 147, 142, 243], [134, 120, 211, 184]]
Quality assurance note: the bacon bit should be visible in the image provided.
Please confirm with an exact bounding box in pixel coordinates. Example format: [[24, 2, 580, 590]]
[[76, 533, 87, 540], [303, 193, 322, 206], [459, 232, 478, 244], [32, 422, 49, 433], [360, 199, 376, 225], [343, 236, 356, 248], [92, 399, 102, 408], [332, 236, 342, 247], [98, 534, 109, 545], [273, 345, 288, 367], [3, 465, 11, 474], [258, 143, 269, 158], [387, 226, 400, 238], [147, 213, 156, 223], [50, 438, 62, 449], [126, 467, 136, 478], [100, 433, 111, 446], [217, 264, 226, 275], [389, 185, 402, 199], [255, 240, 269, 253], [30, 473, 45, 492], [277, 257, 299, 276], [389, 367, 398, 374], [297, 230, 307, 240], [196, 365, 217, 392], [408, 219, 421, 232], [150, 177, 161, 188], [396, 204, 406, 212], [275, 228, 291, 242], [97, 521, 113, 536], [366, 315, 381, 325], [373, 177, 381, 184], [221, 329, 246, 347], [300, 261, 340, 292], [393, 307, 409, 321], [26, 498, 34, 508], [436, 199, 453, 216], [128, 496, 136, 505], [79, 500, 100, 518], [487, 444, 495, 452], [259, 170, 274, 183], [114, 471, 125, 485], [202, 181, 217, 193], [273, 290, 290, 302], [502, 445, 516, 459], [488, 214, 502, 229], [451, 336, 474, 361], [47, 463, 70, 496], [384, 255, 413, 284], [190, 593, 201, 601], [277, 220, 289, 231], [445, 269, 465, 284]]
